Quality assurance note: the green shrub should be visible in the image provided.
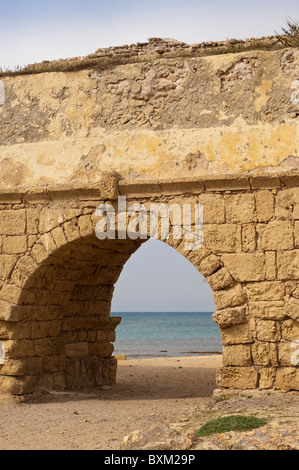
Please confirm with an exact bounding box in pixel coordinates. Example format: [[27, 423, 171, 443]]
[[196, 415, 267, 438]]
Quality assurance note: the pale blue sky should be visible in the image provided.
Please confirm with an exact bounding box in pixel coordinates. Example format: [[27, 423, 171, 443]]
[[0, 0, 298, 68], [111, 239, 214, 312]]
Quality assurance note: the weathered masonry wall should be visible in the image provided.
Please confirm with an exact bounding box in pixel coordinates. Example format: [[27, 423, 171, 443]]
[[0, 40, 299, 394], [0, 44, 299, 188], [0, 173, 299, 395]]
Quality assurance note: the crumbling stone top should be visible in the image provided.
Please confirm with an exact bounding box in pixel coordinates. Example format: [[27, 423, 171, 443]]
[[93, 35, 281, 57], [0, 35, 284, 77]]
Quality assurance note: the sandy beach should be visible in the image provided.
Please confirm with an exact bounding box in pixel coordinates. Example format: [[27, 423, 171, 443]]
[[0, 355, 298, 450], [0, 355, 221, 450]]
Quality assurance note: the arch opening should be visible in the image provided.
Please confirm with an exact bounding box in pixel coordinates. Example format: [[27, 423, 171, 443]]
[[111, 239, 220, 361], [0, 212, 250, 396]]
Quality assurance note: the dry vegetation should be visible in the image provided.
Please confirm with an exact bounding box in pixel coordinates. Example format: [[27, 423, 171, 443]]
[[276, 18, 299, 47], [0, 35, 289, 79]]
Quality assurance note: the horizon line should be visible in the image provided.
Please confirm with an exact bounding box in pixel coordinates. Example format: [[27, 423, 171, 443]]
[[111, 311, 214, 313]]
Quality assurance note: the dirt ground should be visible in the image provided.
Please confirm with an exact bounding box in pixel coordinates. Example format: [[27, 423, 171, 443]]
[[0, 356, 221, 450], [0, 355, 298, 450]]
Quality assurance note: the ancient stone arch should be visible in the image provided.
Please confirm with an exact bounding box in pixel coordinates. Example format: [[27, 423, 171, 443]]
[[1, 39, 299, 394], [0, 174, 298, 395]]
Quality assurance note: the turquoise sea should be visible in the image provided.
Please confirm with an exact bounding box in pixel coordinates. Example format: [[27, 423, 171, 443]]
[[111, 312, 222, 359]]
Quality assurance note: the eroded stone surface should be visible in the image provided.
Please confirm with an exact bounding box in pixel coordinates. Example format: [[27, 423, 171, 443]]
[[0, 43, 299, 187]]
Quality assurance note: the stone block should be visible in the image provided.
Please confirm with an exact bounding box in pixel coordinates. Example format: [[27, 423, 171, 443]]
[[0, 210, 26, 235], [24, 191, 49, 205], [216, 366, 258, 389], [220, 323, 253, 345], [51, 226, 67, 248], [265, 251, 277, 280], [275, 188, 299, 220], [204, 176, 250, 192], [250, 175, 280, 190], [259, 368, 276, 389], [0, 359, 28, 376], [78, 215, 93, 237], [277, 250, 299, 280], [31, 244, 48, 264], [43, 356, 64, 373], [40, 233, 57, 253], [248, 301, 286, 321], [251, 342, 278, 366], [286, 282, 299, 299], [198, 194, 225, 224], [285, 297, 299, 322], [31, 321, 62, 339], [89, 342, 114, 357], [3, 236, 27, 254], [96, 330, 108, 342], [278, 342, 296, 366], [3, 339, 35, 358], [207, 268, 234, 291], [87, 330, 97, 342], [187, 247, 212, 268], [63, 220, 80, 243], [26, 209, 39, 235], [225, 194, 255, 223], [203, 224, 242, 253], [255, 190, 274, 222], [0, 321, 31, 340], [0, 284, 21, 304], [295, 221, 299, 248], [213, 284, 245, 310], [27, 357, 44, 376], [222, 345, 252, 366], [221, 253, 266, 282], [107, 330, 116, 342], [0, 375, 38, 395], [198, 254, 222, 277], [33, 338, 64, 356], [38, 208, 65, 233], [256, 320, 281, 342], [213, 305, 247, 329], [10, 256, 39, 288], [53, 372, 66, 390], [282, 319, 299, 341], [98, 171, 119, 200], [242, 224, 256, 252], [62, 316, 100, 331], [65, 342, 89, 358], [0, 254, 17, 280], [245, 281, 285, 301], [257, 221, 294, 251], [0, 301, 27, 322], [38, 374, 54, 391], [275, 367, 299, 391]]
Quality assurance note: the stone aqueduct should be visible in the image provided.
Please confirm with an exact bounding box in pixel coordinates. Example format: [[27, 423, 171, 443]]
[[0, 38, 299, 395]]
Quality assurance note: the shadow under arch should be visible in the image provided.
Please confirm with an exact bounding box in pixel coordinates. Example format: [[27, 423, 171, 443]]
[[4, 235, 145, 394], [0, 220, 246, 395]]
